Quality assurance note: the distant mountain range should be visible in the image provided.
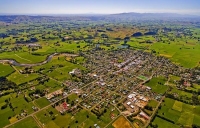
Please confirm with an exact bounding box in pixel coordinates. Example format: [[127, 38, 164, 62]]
[[0, 12, 199, 23], [0, 12, 199, 17], [110, 12, 199, 17]]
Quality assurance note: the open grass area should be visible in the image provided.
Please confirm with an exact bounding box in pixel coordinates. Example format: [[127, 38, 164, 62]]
[[34, 42, 87, 55], [112, 116, 132, 128], [33, 55, 85, 81], [36, 105, 119, 128], [9, 117, 39, 128], [172, 101, 183, 112], [147, 100, 159, 108], [158, 97, 200, 127], [36, 79, 62, 93], [178, 112, 194, 126], [150, 116, 179, 128], [7, 72, 40, 85], [137, 75, 148, 81], [145, 76, 168, 94], [149, 41, 200, 68], [168, 88, 193, 103], [10, 93, 35, 114], [0, 51, 47, 64], [34, 97, 50, 108], [0, 64, 14, 77], [0, 93, 35, 127]]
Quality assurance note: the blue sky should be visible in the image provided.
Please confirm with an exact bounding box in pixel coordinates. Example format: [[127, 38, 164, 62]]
[[0, 0, 199, 14]]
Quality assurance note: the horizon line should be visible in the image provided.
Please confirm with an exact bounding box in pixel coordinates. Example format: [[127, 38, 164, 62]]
[[0, 12, 199, 16]]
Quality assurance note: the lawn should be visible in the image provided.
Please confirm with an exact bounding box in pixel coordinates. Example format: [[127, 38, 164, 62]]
[[137, 75, 148, 81], [9, 117, 39, 128], [0, 64, 14, 77]]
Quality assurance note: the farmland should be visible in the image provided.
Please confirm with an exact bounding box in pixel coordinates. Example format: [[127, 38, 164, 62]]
[[0, 15, 200, 128]]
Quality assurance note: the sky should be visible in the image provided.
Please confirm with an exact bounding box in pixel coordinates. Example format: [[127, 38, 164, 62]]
[[0, 0, 200, 15]]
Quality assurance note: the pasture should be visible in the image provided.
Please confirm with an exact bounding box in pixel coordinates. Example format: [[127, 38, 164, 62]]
[[33, 55, 85, 81], [9, 117, 39, 128], [150, 117, 179, 128], [0, 64, 14, 77], [36, 105, 119, 128], [157, 98, 200, 127], [7, 72, 40, 85], [145, 77, 168, 94], [34, 97, 50, 108]]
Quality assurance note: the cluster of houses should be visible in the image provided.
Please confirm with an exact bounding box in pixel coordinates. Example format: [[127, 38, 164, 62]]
[[39, 48, 200, 126]]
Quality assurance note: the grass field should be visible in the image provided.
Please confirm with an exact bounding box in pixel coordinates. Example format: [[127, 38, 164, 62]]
[[112, 116, 132, 128], [172, 101, 183, 112], [36, 105, 119, 128], [150, 117, 179, 128], [9, 117, 39, 128], [0, 93, 35, 128], [0, 64, 14, 77], [168, 88, 193, 102], [7, 72, 40, 85], [147, 100, 159, 108], [0, 51, 47, 64], [33, 55, 85, 81], [178, 112, 194, 126], [34, 97, 50, 108], [158, 98, 200, 127], [137, 75, 148, 81], [145, 77, 168, 94], [149, 41, 200, 68]]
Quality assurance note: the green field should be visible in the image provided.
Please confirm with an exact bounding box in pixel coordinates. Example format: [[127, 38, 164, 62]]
[[34, 97, 50, 108], [149, 40, 200, 68], [0, 51, 47, 64], [145, 77, 168, 94], [150, 117, 179, 128], [0, 64, 14, 77], [36, 105, 119, 128], [158, 98, 200, 127], [147, 100, 159, 108], [0, 93, 35, 127], [7, 72, 40, 85], [9, 117, 39, 128], [33, 55, 85, 81], [172, 101, 183, 112]]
